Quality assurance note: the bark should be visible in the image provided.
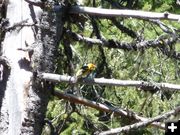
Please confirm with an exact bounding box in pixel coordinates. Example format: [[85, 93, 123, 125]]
[[40, 73, 180, 91], [70, 6, 180, 21], [54, 90, 164, 130], [99, 105, 180, 135], [65, 29, 178, 51], [0, 0, 66, 134]]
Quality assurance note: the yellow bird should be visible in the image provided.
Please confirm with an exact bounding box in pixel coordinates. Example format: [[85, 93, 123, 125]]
[[76, 63, 96, 79]]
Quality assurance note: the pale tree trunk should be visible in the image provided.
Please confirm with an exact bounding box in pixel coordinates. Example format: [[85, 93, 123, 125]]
[[0, 0, 65, 134]]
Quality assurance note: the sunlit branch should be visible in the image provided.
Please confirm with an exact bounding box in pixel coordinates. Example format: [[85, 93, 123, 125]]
[[99, 105, 180, 135], [24, 1, 180, 22], [69, 6, 180, 21], [40, 72, 180, 91]]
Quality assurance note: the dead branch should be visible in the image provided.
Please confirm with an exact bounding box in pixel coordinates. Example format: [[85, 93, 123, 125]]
[[99, 105, 180, 135], [69, 6, 180, 21], [53, 90, 164, 130], [160, 46, 180, 60], [111, 18, 137, 38], [24, 0, 43, 8], [149, 19, 177, 34], [3, 19, 36, 32], [40, 72, 180, 91], [65, 29, 178, 51]]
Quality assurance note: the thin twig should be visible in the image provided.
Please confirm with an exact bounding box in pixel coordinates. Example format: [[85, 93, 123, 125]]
[[149, 19, 177, 34]]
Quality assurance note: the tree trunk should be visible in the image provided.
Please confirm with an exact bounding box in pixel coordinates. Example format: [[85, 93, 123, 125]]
[[0, 0, 65, 134]]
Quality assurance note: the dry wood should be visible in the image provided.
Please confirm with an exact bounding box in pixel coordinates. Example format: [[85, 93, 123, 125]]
[[70, 6, 180, 21], [99, 106, 180, 135], [40, 73, 180, 91], [54, 90, 165, 130]]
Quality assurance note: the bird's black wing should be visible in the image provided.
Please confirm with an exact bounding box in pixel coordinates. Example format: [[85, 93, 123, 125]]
[[81, 65, 89, 71]]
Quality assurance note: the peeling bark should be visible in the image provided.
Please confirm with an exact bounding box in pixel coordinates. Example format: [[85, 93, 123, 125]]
[[0, 56, 10, 135], [0, 0, 66, 134]]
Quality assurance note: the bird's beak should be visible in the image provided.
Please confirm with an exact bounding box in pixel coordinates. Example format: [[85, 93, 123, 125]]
[[94, 65, 96, 69]]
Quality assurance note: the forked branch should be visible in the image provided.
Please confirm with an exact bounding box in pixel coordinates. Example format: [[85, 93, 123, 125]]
[[54, 90, 165, 130]]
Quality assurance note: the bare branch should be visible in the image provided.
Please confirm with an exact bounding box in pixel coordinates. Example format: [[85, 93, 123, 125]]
[[111, 18, 137, 38], [66, 29, 180, 60], [24, 0, 43, 8], [69, 6, 180, 21], [53, 90, 164, 130], [65, 29, 178, 51], [99, 106, 180, 135], [160, 47, 180, 60], [149, 19, 177, 34], [40, 72, 180, 91], [3, 19, 36, 32]]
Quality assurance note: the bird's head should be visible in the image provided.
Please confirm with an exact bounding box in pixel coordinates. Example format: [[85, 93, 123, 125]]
[[87, 63, 96, 71]]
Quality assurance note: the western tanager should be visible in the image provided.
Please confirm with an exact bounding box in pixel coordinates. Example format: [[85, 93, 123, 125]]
[[76, 63, 96, 79]]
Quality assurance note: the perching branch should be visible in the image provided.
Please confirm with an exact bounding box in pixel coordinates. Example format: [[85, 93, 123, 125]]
[[99, 105, 180, 135], [69, 6, 180, 21], [40, 72, 180, 91], [53, 90, 164, 130]]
